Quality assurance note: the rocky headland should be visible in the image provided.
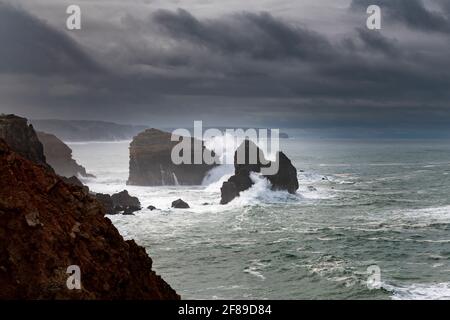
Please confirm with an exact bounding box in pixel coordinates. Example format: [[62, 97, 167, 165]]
[[37, 131, 93, 178], [0, 115, 179, 300]]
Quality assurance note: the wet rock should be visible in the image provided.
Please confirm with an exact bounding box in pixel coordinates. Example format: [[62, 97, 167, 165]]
[[220, 140, 299, 204], [147, 205, 157, 211], [171, 199, 190, 209], [127, 129, 217, 186], [94, 190, 141, 215], [308, 186, 317, 192]]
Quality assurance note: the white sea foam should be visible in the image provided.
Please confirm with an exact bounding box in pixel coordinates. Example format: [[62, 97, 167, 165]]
[[385, 282, 450, 300]]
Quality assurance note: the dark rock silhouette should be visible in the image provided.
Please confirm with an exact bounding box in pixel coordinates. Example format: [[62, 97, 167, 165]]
[[147, 205, 157, 211], [220, 140, 299, 204], [171, 199, 190, 209], [0, 138, 179, 299], [127, 129, 217, 186], [0, 114, 50, 170], [95, 190, 141, 215], [36, 131, 93, 178]]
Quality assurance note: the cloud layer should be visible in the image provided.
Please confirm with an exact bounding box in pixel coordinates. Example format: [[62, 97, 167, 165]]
[[0, 0, 449, 136]]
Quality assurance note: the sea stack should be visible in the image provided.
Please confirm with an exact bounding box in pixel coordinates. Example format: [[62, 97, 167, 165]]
[[127, 128, 217, 186], [220, 140, 299, 204], [36, 131, 93, 178]]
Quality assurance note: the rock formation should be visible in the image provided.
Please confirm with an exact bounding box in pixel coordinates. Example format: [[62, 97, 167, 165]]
[[171, 199, 190, 209], [127, 128, 217, 186], [220, 140, 299, 204], [0, 138, 179, 299], [94, 190, 141, 215], [37, 131, 93, 178], [0, 114, 50, 170]]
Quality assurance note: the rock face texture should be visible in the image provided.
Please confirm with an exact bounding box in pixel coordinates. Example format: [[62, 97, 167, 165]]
[[37, 131, 93, 178], [0, 114, 50, 170], [127, 128, 217, 186], [0, 139, 179, 299], [94, 190, 141, 215], [220, 140, 299, 204]]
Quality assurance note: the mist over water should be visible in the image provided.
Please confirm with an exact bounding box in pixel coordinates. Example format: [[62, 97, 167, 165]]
[[69, 137, 450, 299]]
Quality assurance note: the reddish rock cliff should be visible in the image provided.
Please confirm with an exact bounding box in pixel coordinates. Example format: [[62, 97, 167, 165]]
[[0, 139, 179, 299]]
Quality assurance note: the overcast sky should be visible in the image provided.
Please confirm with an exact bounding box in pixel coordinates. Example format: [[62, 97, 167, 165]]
[[0, 0, 449, 136]]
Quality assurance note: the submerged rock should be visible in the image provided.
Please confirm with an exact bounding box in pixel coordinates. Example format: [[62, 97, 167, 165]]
[[220, 140, 299, 204], [127, 128, 217, 186], [0, 138, 179, 299], [37, 131, 94, 178], [171, 199, 190, 209]]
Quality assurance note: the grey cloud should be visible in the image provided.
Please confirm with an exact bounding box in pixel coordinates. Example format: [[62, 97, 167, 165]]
[[0, 3, 450, 134], [152, 9, 334, 61], [0, 2, 102, 75], [351, 0, 450, 34]]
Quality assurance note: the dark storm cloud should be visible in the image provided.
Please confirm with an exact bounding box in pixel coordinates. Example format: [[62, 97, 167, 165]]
[[1, 1, 450, 134], [356, 28, 401, 57], [0, 3, 102, 75], [152, 9, 334, 61], [351, 0, 450, 33]]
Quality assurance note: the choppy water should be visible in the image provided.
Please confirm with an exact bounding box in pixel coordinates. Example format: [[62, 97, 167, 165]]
[[69, 138, 450, 300]]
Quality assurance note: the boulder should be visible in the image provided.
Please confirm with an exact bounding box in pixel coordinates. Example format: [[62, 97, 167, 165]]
[[171, 199, 190, 209], [220, 140, 299, 204], [94, 190, 141, 215], [111, 190, 141, 210], [147, 205, 157, 211], [0, 138, 179, 299], [127, 128, 217, 186], [37, 131, 94, 178]]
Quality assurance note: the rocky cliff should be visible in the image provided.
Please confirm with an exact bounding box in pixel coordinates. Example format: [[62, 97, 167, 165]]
[[0, 114, 50, 170], [0, 138, 179, 299], [36, 131, 93, 178], [221, 140, 299, 204], [127, 128, 217, 186]]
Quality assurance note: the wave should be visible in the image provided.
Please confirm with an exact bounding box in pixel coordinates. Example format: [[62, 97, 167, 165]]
[[384, 282, 450, 300], [227, 173, 301, 206]]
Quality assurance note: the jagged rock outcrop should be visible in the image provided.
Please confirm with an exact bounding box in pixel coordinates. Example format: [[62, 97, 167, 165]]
[[0, 114, 50, 170], [94, 190, 141, 215], [127, 128, 217, 186], [0, 139, 179, 299], [37, 131, 93, 178], [220, 140, 299, 204]]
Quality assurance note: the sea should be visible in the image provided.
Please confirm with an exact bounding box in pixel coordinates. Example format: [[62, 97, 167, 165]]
[[68, 135, 450, 300]]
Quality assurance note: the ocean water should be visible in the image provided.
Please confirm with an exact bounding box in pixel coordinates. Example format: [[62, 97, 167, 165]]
[[69, 138, 450, 300]]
